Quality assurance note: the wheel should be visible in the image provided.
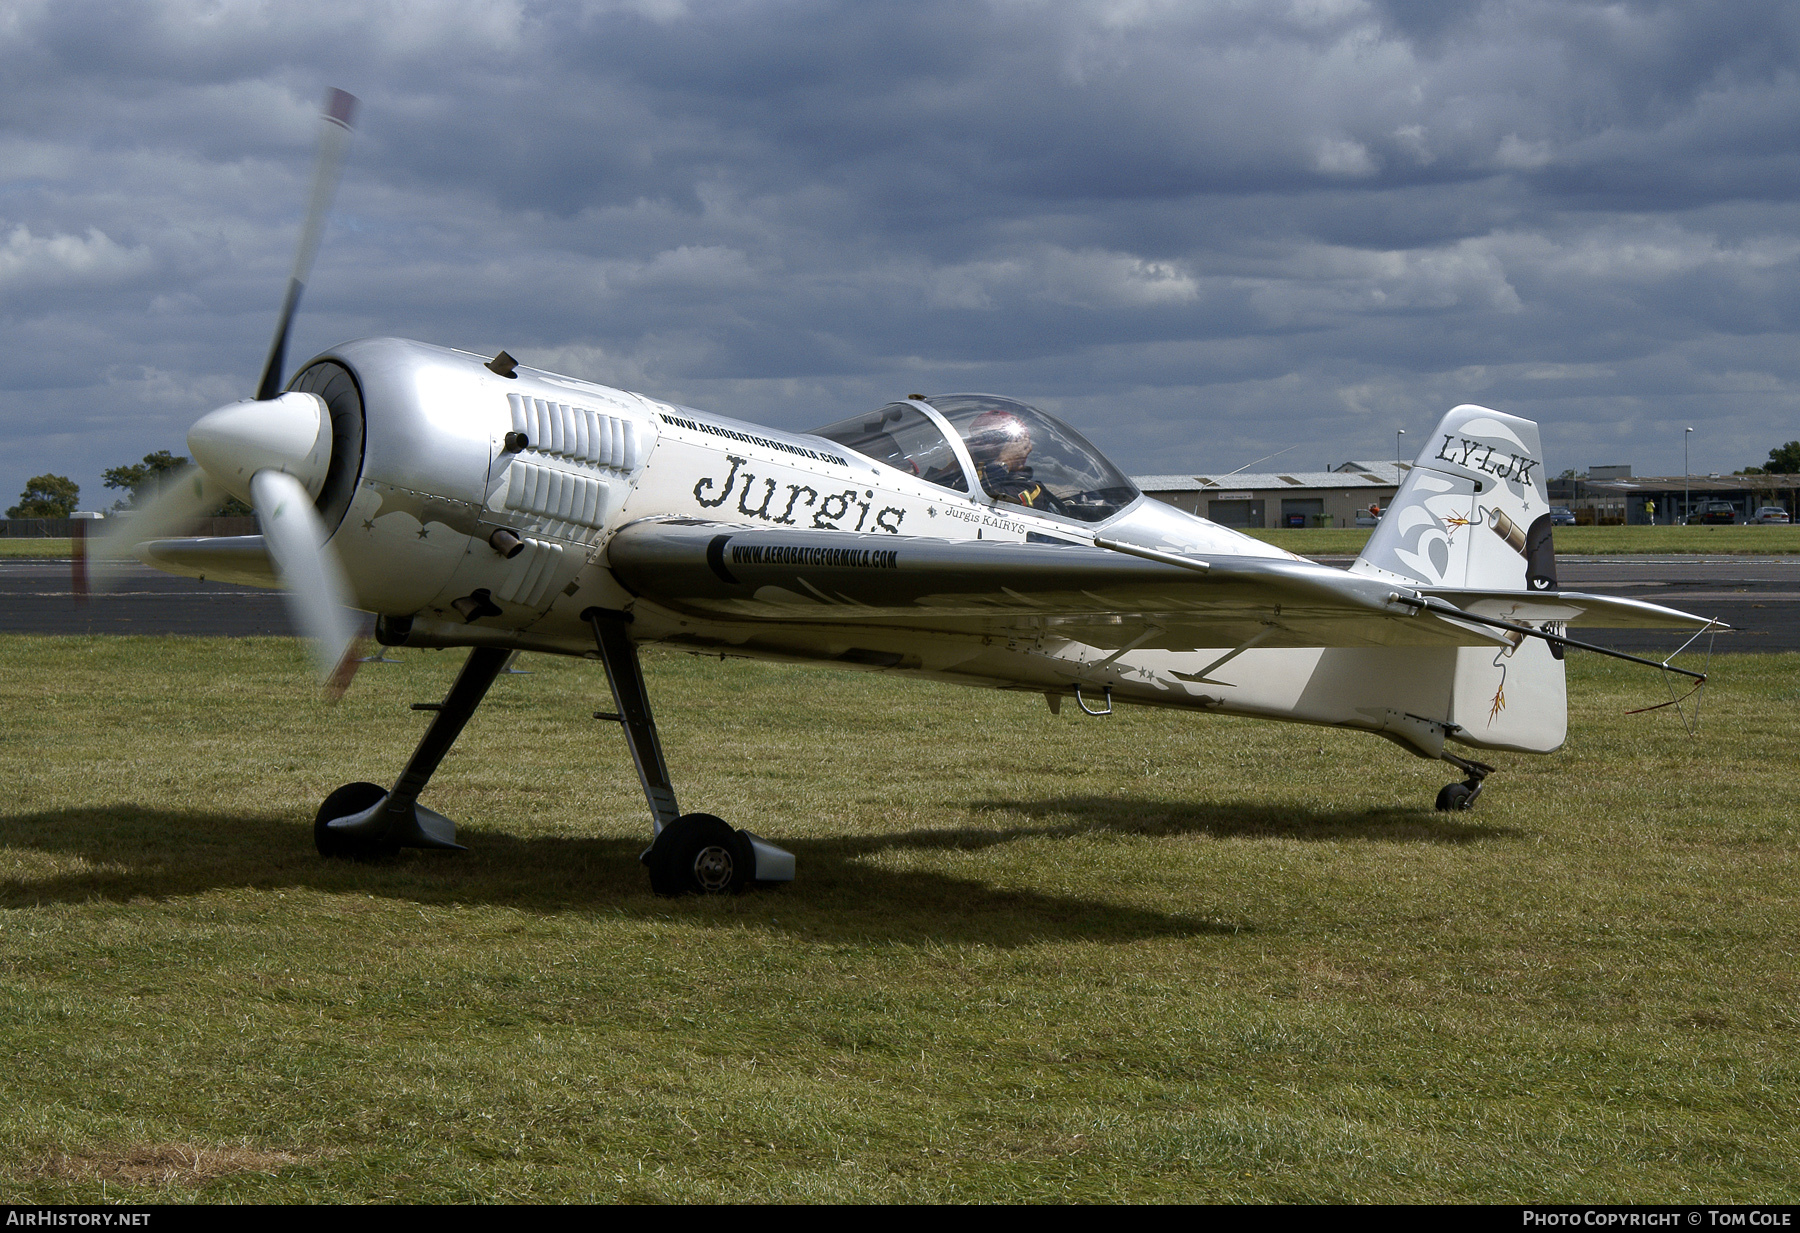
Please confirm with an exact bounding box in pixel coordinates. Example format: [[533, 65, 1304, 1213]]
[[1434, 782, 1475, 812], [645, 813, 753, 897], [315, 781, 401, 859]]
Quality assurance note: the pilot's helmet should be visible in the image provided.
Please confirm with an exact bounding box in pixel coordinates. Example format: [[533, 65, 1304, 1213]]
[[965, 408, 1031, 461]]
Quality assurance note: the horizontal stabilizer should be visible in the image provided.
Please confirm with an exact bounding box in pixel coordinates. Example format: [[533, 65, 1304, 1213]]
[[1420, 588, 1727, 631]]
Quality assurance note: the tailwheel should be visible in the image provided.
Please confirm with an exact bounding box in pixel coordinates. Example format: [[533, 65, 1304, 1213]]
[[1434, 780, 1481, 812], [1434, 752, 1494, 813], [644, 813, 753, 897], [315, 781, 400, 859]]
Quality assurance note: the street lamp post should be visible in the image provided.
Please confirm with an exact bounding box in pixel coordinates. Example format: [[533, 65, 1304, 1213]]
[[1684, 426, 1693, 526], [1394, 429, 1407, 515]]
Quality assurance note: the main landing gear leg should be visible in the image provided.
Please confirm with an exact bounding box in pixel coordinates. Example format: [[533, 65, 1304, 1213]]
[[314, 646, 512, 857], [1434, 750, 1496, 812], [585, 607, 794, 896]]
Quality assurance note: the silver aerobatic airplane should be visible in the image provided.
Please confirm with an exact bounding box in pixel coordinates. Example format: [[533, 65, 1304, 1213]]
[[103, 91, 1721, 895]]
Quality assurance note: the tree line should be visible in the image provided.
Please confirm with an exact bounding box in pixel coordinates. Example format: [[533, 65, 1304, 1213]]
[[7, 452, 252, 519], [1736, 442, 1800, 476], [12, 439, 1800, 520]]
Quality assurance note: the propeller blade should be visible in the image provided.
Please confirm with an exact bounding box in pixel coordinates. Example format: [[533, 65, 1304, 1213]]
[[255, 87, 359, 401], [87, 466, 227, 588], [249, 468, 358, 686]]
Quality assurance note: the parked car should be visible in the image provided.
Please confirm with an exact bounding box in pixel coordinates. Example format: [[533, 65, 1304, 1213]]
[[1752, 506, 1791, 524], [1686, 501, 1738, 525], [1548, 506, 1576, 526]]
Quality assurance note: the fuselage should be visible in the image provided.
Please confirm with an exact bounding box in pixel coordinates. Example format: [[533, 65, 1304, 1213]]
[[163, 336, 1551, 754], [318, 336, 1288, 652]]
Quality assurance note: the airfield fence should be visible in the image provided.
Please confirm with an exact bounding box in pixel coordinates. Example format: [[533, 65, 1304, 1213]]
[[0, 516, 259, 538]]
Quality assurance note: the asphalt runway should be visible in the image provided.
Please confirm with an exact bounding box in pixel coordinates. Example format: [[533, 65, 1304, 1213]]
[[0, 560, 297, 638], [1305, 555, 1798, 656], [1551, 556, 1799, 656], [2, 555, 1794, 653]]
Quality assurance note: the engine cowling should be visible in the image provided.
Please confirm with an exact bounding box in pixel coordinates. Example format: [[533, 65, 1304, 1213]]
[[308, 337, 658, 625]]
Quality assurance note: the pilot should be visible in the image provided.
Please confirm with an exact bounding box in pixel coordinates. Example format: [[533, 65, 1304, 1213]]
[[965, 408, 1055, 510]]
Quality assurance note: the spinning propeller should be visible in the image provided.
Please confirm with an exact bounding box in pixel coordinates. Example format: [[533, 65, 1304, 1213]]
[[94, 89, 362, 690]]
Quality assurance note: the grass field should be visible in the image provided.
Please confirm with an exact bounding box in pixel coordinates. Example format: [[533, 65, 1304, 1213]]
[[2, 636, 1795, 1202], [0, 539, 79, 558]]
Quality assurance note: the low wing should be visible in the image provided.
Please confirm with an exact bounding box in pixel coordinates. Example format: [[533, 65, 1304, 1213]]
[[606, 520, 1721, 652], [136, 535, 281, 589]]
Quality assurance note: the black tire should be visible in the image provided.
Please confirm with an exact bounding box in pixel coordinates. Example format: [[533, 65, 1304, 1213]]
[[646, 813, 753, 897], [314, 781, 400, 859], [1435, 782, 1475, 812]]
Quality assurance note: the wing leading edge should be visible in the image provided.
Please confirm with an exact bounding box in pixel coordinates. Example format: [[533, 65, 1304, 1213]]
[[136, 535, 280, 589]]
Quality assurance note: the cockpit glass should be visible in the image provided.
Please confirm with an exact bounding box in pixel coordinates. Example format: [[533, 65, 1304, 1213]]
[[811, 403, 969, 492], [929, 395, 1138, 524]]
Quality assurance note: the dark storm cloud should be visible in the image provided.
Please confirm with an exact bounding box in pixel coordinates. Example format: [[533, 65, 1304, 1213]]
[[3, 0, 1799, 512]]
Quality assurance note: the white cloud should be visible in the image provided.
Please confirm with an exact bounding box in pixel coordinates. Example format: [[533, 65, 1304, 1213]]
[[1501, 226, 1800, 284], [604, 245, 756, 292], [1519, 363, 1615, 381], [0, 224, 154, 291], [919, 248, 1197, 311], [1313, 138, 1378, 177], [1036, 248, 1200, 307], [1494, 134, 1552, 170], [1393, 124, 1434, 165], [923, 260, 1012, 310], [1245, 238, 1523, 323], [114, 365, 242, 412]]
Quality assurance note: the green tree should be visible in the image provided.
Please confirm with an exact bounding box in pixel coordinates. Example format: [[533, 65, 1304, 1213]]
[[103, 450, 187, 509], [1766, 441, 1800, 474], [8, 474, 80, 518], [1739, 442, 1800, 475], [101, 450, 251, 516]]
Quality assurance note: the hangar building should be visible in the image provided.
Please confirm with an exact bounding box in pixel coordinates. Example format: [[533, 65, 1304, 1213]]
[[1134, 461, 1406, 529], [1546, 468, 1799, 525]]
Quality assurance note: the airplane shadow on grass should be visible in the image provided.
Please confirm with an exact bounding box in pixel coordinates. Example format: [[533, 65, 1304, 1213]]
[[909, 794, 1514, 848], [0, 796, 1514, 945]]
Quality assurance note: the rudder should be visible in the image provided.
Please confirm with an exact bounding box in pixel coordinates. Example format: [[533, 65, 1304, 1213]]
[[1351, 404, 1566, 754]]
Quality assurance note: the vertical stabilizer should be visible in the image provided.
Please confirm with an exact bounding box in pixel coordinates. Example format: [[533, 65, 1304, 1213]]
[[1352, 404, 1554, 592], [1353, 405, 1565, 753]]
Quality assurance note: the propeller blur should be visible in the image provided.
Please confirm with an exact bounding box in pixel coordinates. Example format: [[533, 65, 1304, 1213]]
[[95, 91, 361, 689]]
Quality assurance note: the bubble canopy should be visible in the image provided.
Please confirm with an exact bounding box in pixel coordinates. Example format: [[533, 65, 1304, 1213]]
[[812, 395, 1139, 524]]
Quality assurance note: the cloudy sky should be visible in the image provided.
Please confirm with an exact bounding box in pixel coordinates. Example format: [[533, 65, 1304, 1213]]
[[4, 0, 1799, 511]]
